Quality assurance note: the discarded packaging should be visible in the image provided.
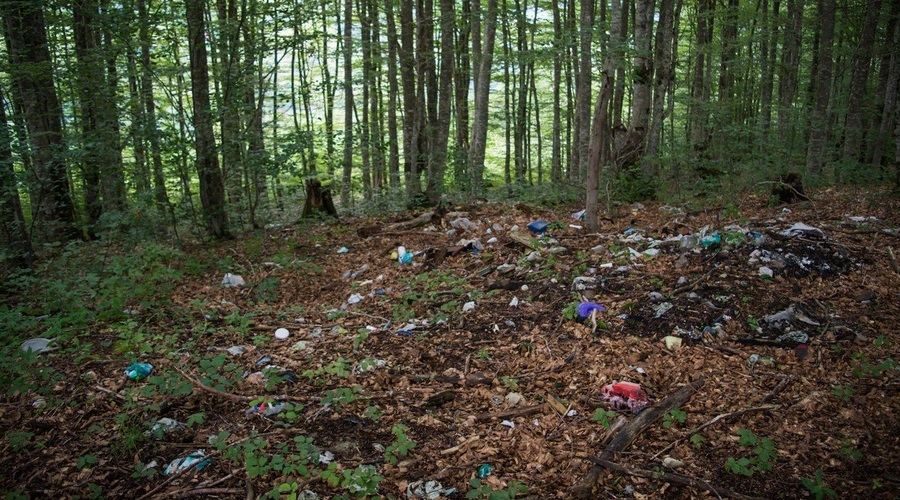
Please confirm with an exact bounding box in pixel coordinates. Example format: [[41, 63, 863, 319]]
[[462, 301, 476, 312], [407, 480, 456, 500], [348, 293, 364, 305], [221, 273, 245, 287], [780, 222, 825, 238], [527, 220, 549, 233], [450, 217, 476, 232], [20, 337, 57, 354], [652, 302, 673, 318], [275, 328, 290, 340], [477, 463, 493, 478], [700, 233, 721, 249], [150, 418, 185, 437], [577, 302, 606, 323], [125, 362, 153, 380], [664, 336, 683, 349], [164, 450, 211, 475], [245, 401, 287, 417], [572, 209, 586, 220], [601, 381, 649, 413], [337, 247, 350, 254], [226, 345, 247, 356], [759, 266, 774, 278], [662, 457, 685, 469]]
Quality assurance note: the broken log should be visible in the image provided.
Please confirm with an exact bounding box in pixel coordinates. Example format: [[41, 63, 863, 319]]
[[301, 179, 338, 218], [572, 377, 706, 498], [581, 456, 765, 500]]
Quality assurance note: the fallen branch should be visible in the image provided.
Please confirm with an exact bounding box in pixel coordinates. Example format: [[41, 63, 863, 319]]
[[573, 377, 706, 498], [888, 247, 900, 275], [762, 376, 793, 404], [439, 434, 481, 455], [581, 456, 765, 500], [175, 366, 249, 402], [173, 488, 243, 498], [651, 404, 780, 460]]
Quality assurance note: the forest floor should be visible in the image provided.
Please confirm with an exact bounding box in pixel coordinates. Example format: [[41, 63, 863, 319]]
[[2, 187, 899, 499]]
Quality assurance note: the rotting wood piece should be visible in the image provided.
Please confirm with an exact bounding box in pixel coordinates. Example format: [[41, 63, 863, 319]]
[[301, 179, 338, 218], [581, 456, 766, 500], [572, 377, 706, 498]]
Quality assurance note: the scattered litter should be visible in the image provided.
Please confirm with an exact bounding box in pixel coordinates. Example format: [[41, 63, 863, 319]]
[[255, 355, 272, 366], [337, 247, 350, 254], [663, 457, 685, 469], [780, 222, 825, 238], [847, 215, 878, 223], [355, 358, 387, 372], [462, 301, 476, 312], [397, 246, 413, 264], [32, 398, 46, 408], [344, 264, 370, 280], [664, 336, 683, 350], [274, 328, 290, 340], [20, 337, 57, 354], [406, 480, 456, 500], [505, 392, 523, 406], [572, 209, 586, 220], [795, 343, 809, 360], [759, 266, 774, 278], [450, 218, 477, 232], [776, 330, 809, 344], [591, 244, 606, 254], [572, 276, 597, 291], [509, 297, 519, 307], [487, 237, 498, 244], [601, 381, 649, 413], [652, 302, 673, 318], [477, 463, 493, 478], [221, 273, 245, 287], [226, 345, 247, 356], [700, 233, 721, 249], [747, 354, 774, 367], [164, 450, 211, 475], [318, 450, 335, 464], [245, 401, 286, 417], [501, 420, 515, 429], [527, 220, 549, 233], [150, 418, 184, 437], [577, 302, 606, 323], [125, 362, 153, 380], [348, 293, 364, 305]]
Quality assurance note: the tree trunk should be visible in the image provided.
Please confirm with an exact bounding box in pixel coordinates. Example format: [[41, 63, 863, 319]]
[[454, 0, 471, 187], [759, 0, 778, 140], [425, 0, 454, 205], [586, 0, 621, 233], [611, 0, 628, 127], [399, 0, 420, 199], [468, 0, 498, 196], [137, 0, 170, 215], [341, 0, 353, 206], [690, 0, 713, 148], [0, 87, 32, 267], [1, 0, 79, 242], [629, 0, 653, 135], [384, 0, 401, 192], [185, 0, 230, 238], [551, 0, 563, 183], [806, 0, 836, 176], [777, 0, 802, 147], [502, 0, 512, 191], [359, 0, 372, 201], [643, 0, 674, 172], [574, 0, 594, 181], [842, 0, 882, 164], [870, 6, 900, 169], [242, 0, 267, 225]]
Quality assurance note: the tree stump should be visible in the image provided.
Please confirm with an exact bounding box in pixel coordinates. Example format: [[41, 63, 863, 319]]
[[301, 179, 337, 218]]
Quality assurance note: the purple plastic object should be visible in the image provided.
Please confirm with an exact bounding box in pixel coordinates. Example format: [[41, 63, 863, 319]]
[[577, 302, 606, 319]]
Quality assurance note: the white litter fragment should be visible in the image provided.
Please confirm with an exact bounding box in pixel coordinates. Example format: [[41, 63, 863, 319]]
[[462, 301, 476, 312], [222, 273, 245, 287]]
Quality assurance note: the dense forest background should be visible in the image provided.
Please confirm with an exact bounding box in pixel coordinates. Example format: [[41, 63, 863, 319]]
[[0, 0, 897, 261]]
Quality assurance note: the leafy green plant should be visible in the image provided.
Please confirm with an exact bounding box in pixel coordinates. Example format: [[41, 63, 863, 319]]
[[801, 469, 837, 499], [690, 434, 706, 449], [385, 423, 416, 464], [353, 329, 370, 351], [725, 428, 777, 476], [7, 431, 36, 452], [830, 385, 852, 402], [476, 347, 492, 361], [592, 408, 617, 429], [663, 408, 686, 429], [364, 405, 382, 420], [562, 301, 580, 321], [77, 454, 99, 470], [501, 376, 519, 391], [746, 316, 760, 331], [839, 440, 862, 461], [321, 386, 360, 409], [466, 478, 529, 499]]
